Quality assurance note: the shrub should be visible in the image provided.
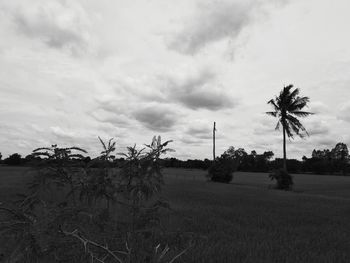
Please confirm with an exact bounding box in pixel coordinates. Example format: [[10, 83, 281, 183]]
[[269, 169, 293, 190], [3, 153, 22, 166], [208, 157, 236, 183]]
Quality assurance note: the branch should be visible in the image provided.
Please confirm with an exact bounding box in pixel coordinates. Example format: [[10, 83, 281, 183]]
[[61, 228, 125, 263]]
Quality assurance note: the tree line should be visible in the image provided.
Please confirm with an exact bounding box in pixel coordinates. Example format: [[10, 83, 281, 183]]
[[1, 141, 349, 175]]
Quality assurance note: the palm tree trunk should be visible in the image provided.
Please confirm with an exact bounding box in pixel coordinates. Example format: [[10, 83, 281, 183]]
[[213, 122, 216, 162], [283, 125, 287, 172]]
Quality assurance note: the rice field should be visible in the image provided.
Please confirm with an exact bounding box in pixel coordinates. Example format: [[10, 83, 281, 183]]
[[1, 166, 350, 262]]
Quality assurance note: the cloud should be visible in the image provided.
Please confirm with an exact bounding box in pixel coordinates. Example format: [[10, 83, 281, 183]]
[[9, 0, 92, 55], [167, 0, 291, 55], [174, 120, 216, 147], [90, 108, 131, 127], [164, 68, 236, 110], [308, 101, 329, 114], [253, 118, 278, 136], [315, 137, 337, 148], [307, 121, 330, 136], [337, 102, 350, 122], [177, 136, 203, 145], [185, 121, 213, 139], [50, 126, 76, 139], [132, 104, 181, 132], [168, 0, 255, 54]]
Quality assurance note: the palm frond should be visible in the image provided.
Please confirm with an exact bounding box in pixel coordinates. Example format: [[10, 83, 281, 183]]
[[266, 111, 277, 117], [288, 96, 310, 111], [284, 122, 293, 139], [267, 99, 279, 111], [161, 140, 173, 148], [32, 147, 53, 153], [98, 136, 107, 151], [286, 114, 309, 137], [290, 111, 314, 117], [275, 121, 281, 130], [67, 147, 88, 153], [107, 138, 116, 151], [68, 154, 85, 159], [31, 152, 51, 158], [289, 87, 300, 98]]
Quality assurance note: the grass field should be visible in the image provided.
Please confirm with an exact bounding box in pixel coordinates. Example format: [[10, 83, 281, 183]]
[[1, 167, 350, 262]]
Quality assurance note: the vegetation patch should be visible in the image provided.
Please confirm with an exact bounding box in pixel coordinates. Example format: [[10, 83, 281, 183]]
[[0, 136, 191, 263]]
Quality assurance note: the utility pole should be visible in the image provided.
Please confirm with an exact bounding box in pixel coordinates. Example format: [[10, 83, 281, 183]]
[[213, 122, 216, 161]]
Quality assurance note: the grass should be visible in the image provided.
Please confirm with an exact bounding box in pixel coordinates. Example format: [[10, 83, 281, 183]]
[[1, 167, 350, 262]]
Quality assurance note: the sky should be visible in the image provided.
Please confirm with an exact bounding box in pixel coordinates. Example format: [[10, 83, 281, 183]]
[[0, 0, 350, 160]]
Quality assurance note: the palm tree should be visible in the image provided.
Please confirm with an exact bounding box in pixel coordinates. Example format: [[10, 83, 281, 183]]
[[266, 85, 313, 172]]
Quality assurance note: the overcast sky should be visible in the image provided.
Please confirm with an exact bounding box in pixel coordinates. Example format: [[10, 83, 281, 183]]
[[0, 0, 350, 160]]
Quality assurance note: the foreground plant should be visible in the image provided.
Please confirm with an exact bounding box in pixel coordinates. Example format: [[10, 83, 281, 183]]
[[0, 136, 190, 263]]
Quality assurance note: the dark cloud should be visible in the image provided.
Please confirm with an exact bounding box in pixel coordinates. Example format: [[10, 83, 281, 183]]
[[178, 136, 203, 145], [185, 126, 212, 139], [132, 104, 181, 132], [164, 69, 236, 110], [177, 88, 235, 110], [168, 0, 291, 55], [168, 0, 255, 54], [11, 1, 91, 54], [90, 108, 131, 127], [92, 94, 179, 132]]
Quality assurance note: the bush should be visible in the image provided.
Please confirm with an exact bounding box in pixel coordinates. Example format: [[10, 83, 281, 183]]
[[269, 169, 293, 190], [3, 153, 22, 166], [208, 157, 236, 183]]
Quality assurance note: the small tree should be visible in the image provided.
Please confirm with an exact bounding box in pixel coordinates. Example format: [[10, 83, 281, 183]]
[[208, 147, 245, 183], [4, 153, 22, 166], [269, 169, 293, 190]]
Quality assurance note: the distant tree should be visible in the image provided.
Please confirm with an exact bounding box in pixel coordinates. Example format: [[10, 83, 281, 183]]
[[4, 153, 22, 166], [308, 148, 332, 174], [263, 151, 274, 161], [83, 156, 91, 164], [223, 147, 247, 163], [331, 143, 349, 175], [303, 144, 350, 175], [24, 154, 35, 164], [331, 143, 349, 160], [203, 158, 212, 169], [255, 151, 275, 172], [0, 152, 2, 163], [266, 85, 313, 172]]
